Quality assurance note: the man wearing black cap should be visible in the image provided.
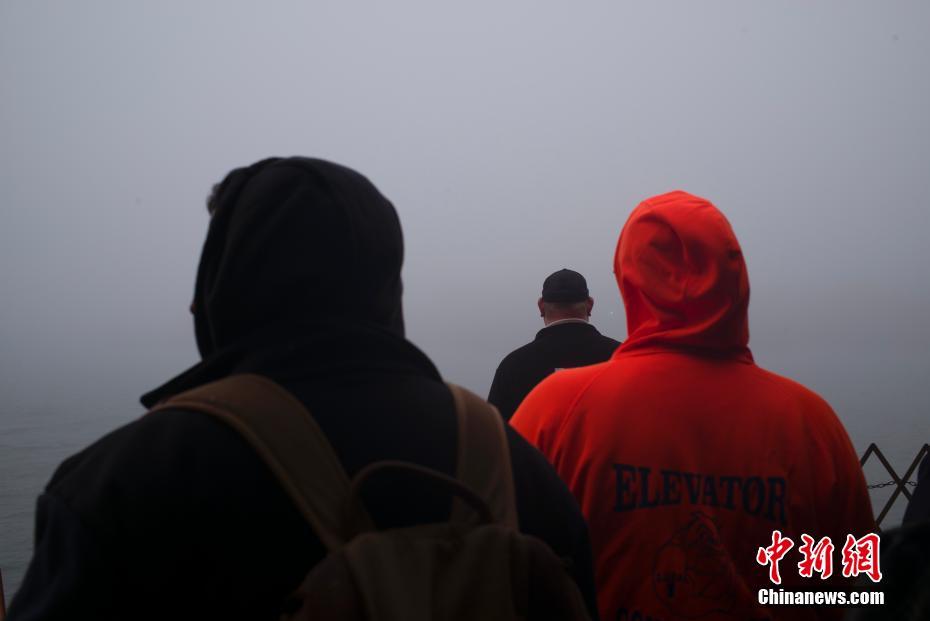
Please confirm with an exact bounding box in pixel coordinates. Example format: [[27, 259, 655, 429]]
[[488, 269, 620, 421]]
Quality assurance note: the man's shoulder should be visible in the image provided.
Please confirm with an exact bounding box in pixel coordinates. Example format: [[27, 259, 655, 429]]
[[741, 363, 859, 453], [748, 364, 835, 413], [46, 404, 307, 561], [496, 339, 545, 370], [48, 407, 256, 506]]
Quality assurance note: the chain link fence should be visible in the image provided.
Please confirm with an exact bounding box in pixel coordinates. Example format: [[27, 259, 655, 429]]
[[860, 443, 927, 527]]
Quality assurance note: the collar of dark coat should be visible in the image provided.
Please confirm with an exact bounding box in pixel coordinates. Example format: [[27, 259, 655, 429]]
[[140, 318, 442, 409], [535, 321, 599, 341]]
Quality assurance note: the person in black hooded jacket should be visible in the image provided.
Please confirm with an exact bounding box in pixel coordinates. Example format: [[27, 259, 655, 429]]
[[8, 157, 599, 620]]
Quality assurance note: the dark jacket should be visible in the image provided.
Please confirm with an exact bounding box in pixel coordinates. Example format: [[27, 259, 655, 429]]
[[9, 158, 598, 621], [488, 321, 619, 421], [845, 520, 930, 621]]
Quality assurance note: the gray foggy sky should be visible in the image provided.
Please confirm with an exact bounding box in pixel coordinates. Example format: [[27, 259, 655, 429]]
[[2, 1, 929, 462]]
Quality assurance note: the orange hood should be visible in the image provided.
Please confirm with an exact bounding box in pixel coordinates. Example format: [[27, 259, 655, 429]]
[[614, 190, 752, 361]]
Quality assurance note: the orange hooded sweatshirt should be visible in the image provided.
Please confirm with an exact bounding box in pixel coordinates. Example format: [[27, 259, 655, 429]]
[[511, 191, 875, 621]]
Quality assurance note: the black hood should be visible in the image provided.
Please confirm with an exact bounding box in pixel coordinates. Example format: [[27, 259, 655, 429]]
[[194, 157, 405, 357], [140, 157, 410, 408]]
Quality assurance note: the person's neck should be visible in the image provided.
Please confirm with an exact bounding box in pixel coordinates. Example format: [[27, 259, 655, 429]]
[[544, 317, 589, 328]]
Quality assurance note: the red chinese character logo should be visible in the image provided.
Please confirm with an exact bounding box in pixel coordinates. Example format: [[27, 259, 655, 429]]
[[756, 530, 794, 584], [797, 534, 834, 579], [841, 533, 882, 582]]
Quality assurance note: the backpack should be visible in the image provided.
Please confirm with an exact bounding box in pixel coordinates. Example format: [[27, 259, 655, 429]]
[[154, 373, 591, 621]]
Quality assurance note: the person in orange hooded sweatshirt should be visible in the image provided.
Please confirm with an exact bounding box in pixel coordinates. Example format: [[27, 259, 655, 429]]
[[511, 191, 876, 621]]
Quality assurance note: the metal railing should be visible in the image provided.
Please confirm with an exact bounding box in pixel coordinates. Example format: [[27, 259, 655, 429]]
[[861, 443, 928, 527]]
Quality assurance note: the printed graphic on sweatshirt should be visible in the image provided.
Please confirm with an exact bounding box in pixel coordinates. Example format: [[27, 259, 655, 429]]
[[652, 511, 739, 618]]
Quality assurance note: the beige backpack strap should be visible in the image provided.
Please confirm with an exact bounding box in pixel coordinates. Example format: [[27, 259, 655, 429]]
[[150, 373, 370, 551], [446, 383, 519, 530]]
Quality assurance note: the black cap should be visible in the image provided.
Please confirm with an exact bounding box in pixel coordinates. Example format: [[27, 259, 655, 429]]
[[541, 269, 589, 303]]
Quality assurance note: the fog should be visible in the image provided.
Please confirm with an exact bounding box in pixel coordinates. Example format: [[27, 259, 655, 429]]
[[1, 0, 929, 592]]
